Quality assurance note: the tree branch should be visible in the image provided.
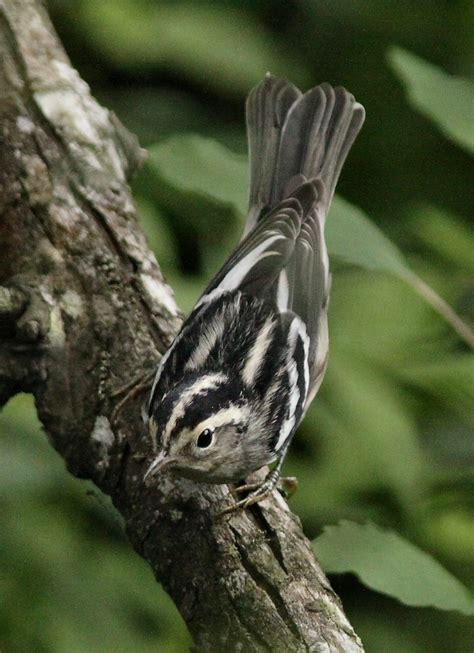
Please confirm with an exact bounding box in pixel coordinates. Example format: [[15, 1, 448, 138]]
[[0, 1, 364, 650]]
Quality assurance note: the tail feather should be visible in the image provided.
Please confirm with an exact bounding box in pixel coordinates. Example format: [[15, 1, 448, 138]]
[[317, 85, 365, 208], [245, 76, 301, 235], [245, 75, 365, 234], [273, 84, 330, 202]]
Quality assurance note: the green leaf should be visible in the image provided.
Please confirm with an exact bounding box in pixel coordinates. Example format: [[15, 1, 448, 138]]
[[399, 355, 474, 416], [148, 135, 248, 216], [313, 520, 474, 615], [146, 136, 247, 275], [147, 134, 410, 278], [78, 0, 309, 95], [314, 353, 424, 498], [136, 197, 178, 270], [388, 47, 474, 154], [327, 196, 407, 276], [408, 204, 474, 274], [146, 134, 474, 346]]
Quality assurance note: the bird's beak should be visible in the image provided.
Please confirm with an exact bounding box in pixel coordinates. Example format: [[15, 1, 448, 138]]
[[144, 451, 175, 485]]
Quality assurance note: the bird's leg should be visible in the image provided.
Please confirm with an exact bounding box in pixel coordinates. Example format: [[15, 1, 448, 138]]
[[220, 447, 296, 516], [231, 475, 298, 497], [109, 368, 156, 427]]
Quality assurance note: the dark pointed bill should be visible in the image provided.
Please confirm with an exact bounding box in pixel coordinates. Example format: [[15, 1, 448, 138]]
[[144, 451, 174, 484]]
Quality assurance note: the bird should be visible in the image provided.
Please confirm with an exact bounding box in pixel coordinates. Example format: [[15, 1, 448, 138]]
[[143, 74, 365, 513]]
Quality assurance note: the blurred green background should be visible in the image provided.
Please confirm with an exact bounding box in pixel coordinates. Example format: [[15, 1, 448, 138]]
[[1, 1, 473, 651]]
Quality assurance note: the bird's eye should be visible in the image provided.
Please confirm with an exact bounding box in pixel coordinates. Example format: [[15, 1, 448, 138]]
[[196, 428, 214, 449]]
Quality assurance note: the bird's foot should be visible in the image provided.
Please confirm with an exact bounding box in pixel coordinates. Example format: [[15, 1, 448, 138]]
[[110, 369, 155, 427], [219, 472, 298, 516]]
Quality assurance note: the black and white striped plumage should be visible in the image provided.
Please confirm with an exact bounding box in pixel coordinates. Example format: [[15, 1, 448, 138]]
[[144, 76, 365, 508]]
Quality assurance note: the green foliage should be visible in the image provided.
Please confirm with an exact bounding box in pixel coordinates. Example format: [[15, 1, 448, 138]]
[[313, 521, 474, 614], [147, 135, 413, 277], [326, 196, 407, 276], [0, 395, 191, 653], [147, 134, 473, 345], [148, 136, 249, 216], [388, 47, 474, 154], [73, 0, 309, 95], [3, 2, 474, 652]]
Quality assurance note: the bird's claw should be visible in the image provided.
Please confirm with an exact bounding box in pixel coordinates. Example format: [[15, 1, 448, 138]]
[[219, 485, 274, 516], [218, 474, 298, 516]]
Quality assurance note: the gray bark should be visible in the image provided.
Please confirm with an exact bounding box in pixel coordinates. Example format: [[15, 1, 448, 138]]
[[0, 1, 364, 651]]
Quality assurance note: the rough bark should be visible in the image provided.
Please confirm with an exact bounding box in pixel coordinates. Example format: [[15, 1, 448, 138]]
[[0, 2, 364, 651]]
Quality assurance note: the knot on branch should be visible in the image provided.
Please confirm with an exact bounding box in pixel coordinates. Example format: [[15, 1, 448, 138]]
[[0, 278, 52, 342]]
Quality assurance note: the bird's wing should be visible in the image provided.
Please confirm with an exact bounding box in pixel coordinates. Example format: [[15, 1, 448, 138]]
[[195, 180, 322, 312]]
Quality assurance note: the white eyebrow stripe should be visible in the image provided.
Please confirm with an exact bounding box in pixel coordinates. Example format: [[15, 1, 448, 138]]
[[175, 403, 251, 450], [194, 403, 250, 434], [163, 373, 226, 445], [241, 315, 275, 386]]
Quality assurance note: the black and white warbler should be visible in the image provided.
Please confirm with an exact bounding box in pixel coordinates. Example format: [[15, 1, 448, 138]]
[[144, 75, 365, 512]]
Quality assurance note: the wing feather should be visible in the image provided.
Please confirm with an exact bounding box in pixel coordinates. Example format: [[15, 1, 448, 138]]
[[197, 181, 320, 308], [157, 77, 364, 420]]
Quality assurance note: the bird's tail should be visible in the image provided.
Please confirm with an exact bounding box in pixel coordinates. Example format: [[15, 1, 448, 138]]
[[244, 75, 365, 235]]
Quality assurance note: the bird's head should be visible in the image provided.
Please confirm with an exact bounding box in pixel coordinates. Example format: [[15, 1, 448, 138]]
[[144, 373, 256, 484]]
